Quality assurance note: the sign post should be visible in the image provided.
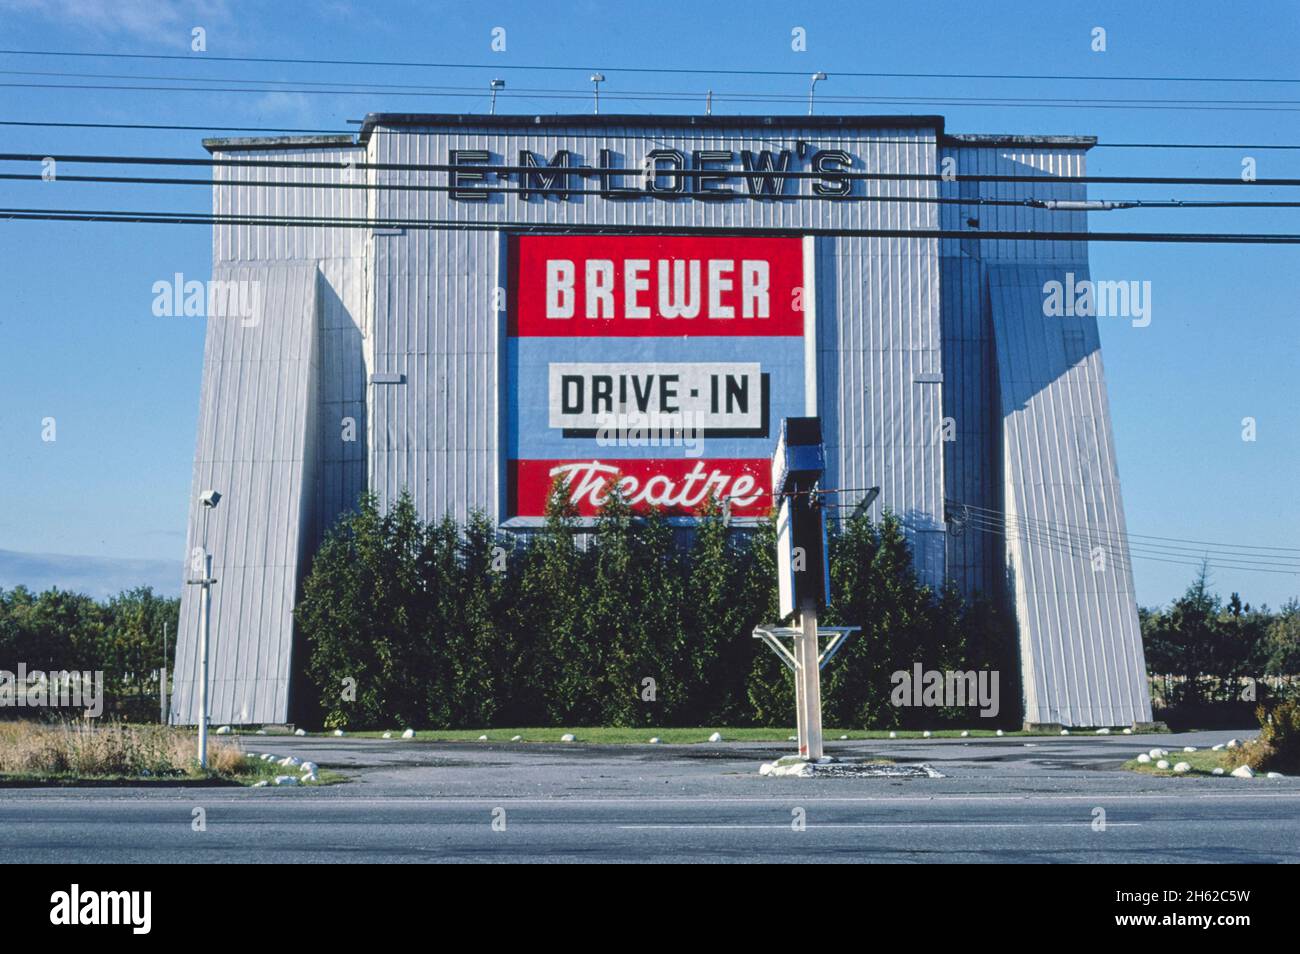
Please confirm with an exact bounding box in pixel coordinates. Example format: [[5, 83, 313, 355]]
[[796, 606, 823, 760], [759, 417, 856, 761]]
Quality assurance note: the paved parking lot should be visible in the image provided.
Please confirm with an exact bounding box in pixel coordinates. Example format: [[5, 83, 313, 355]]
[[2, 730, 1295, 862]]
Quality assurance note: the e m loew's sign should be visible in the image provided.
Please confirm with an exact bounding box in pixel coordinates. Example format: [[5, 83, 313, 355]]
[[505, 234, 813, 520]]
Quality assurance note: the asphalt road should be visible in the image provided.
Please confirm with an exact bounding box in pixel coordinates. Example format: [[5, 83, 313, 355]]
[[2, 730, 1296, 863]]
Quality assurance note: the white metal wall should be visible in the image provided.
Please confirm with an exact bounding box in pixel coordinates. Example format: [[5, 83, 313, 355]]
[[939, 140, 1152, 725], [172, 141, 366, 725], [367, 121, 946, 577], [175, 119, 1151, 727]]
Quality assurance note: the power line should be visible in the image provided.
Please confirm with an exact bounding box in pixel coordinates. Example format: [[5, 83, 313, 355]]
[[4, 48, 1300, 86], [4, 207, 1300, 243], [9, 171, 1297, 210], [957, 515, 1300, 577], [13, 67, 1300, 112], [951, 500, 1300, 554], [6, 151, 1300, 187], [12, 78, 1300, 114], [960, 513, 1300, 570], [952, 509, 1300, 575], [5, 120, 1300, 152]]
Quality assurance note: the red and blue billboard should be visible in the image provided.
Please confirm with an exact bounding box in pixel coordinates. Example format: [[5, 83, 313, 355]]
[[505, 234, 811, 519]]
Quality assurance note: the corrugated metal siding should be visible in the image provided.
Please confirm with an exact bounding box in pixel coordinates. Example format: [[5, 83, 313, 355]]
[[171, 264, 319, 725], [987, 264, 1152, 726], [172, 144, 367, 725], [939, 145, 1090, 598], [369, 122, 946, 580], [177, 122, 1151, 726]]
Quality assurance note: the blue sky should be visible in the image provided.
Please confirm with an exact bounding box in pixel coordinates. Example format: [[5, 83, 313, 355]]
[[0, 0, 1296, 608]]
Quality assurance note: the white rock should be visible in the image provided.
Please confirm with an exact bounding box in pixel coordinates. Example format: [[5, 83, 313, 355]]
[[215, 725, 231, 735], [889, 731, 897, 739], [1211, 743, 1225, 751], [1122, 728, 1133, 734], [995, 729, 1004, 737], [708, 732, 723, 742], [1230, 765, 1254, 779], [478, 734, 488, 741], [252, 780, 270, 787], [1226, 739, 1239, 749], [762, 760, 814, 778], [382, 731, 393, 739], [648, 737, 660, 744], [1267, 772, 1285, 779], [1156, 759, 1170, 769], [294, 728, 306, 736], [1174, 762, 1191, 773], [1212, 767, 1225, 776], [274, 775, 299, 786], [255, 729, 267, 736], [1148, 748, 1164, 759], [510, 735, 522, 742], [332, 729, 345, 737], [276, 756, 296, 767], [922, 731, 932, 738], [789, 735, 798, 742], [839, 735, 849, 740], [560, 733, 576, 742], [299, 762, 318, 775], [245, 752, 260, 760], [302, 773, 319, 783], [260, 753, 276, 762], [1096, 727, 1110, 735], [960, 731, 969, 737], [1137, 754, 1151, 763], [1183, 746, 1197, 752], [402, 728, 415, 739]]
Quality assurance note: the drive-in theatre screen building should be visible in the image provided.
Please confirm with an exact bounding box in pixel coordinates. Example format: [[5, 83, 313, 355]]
[[172, 113, 1154, 730]]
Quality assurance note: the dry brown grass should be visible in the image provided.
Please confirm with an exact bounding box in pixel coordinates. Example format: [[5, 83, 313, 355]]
[[0, 720, 245, 778]]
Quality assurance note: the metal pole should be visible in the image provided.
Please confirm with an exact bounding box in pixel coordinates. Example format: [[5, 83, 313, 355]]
[[795, 606, 823, 760], [160, 621, 168, 724], [198, 553, 211, 769]]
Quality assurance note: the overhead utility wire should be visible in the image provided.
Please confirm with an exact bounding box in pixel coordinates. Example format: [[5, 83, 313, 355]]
[[7, 171, 1296, 209], [12, 69, 1300, 111], [950, 500, 1300, 554], [4, 48, 1299, 85], [957, 512, 1300, 570], [5, 120, 1300, 152], [10, 79, 1300, 113], [956, 515, 1299, 577], [5, 152, 1299, 187], [3, 207, 1300, 243]]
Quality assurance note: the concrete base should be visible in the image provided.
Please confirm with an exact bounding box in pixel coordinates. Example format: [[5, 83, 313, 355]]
[[759, 755, 943, 779]]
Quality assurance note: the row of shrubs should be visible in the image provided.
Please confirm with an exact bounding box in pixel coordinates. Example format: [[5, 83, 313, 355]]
[[296, 489, 1018, 730]]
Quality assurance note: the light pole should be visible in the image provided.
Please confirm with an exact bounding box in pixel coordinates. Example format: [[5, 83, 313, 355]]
[[187, 489, 221, 769], [489, 78, 504, 115], [590, 73, 605, 115], [808, 72, 827, 116]]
